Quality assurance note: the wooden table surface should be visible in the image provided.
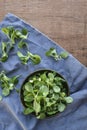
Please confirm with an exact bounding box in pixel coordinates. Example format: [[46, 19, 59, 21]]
[[0, 0, 87, 66]]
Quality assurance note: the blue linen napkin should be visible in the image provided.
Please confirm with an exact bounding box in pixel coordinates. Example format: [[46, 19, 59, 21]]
[[0, 13, 87, 130]]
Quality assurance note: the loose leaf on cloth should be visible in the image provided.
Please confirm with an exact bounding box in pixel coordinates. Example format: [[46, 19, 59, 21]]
[[18, 40, 28, 48], [65, 96, 73, 103], [0, 26, 29, 62], [17, 51, 41, 65], [1, 26, 28, 44], [45, 48, 59, 60], [59, 51, 69, 59], [0, 42, 8, 62], [46, 47, 69, 61], [0, 71, 19, 97], [0, 96, 2, 101]]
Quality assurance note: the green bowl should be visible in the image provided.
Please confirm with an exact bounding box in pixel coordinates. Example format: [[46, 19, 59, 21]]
[[20, 69, 70, 119]]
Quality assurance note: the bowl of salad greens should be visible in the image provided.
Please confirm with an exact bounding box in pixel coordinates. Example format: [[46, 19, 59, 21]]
[[20, 69, 73, 119]]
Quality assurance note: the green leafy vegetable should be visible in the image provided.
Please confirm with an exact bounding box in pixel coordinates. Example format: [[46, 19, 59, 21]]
[[53, 86, 60, 93], [27, 52, 41, 64], [16, 28, 28, 39], [45, 48, 69, 61], [37, 113, 46, 119], [1, 26, 28, 44], [45, 48, 59, 61], [33, 99, 41, 115], [0, 96, 2, 101], [18, 40, 28, 49], [2, 26, 14, 38], [39, 85, 49, 96], [65, 97, 73, 103], [23, 107, 34, 115], [0, 71, 20, 97], [17, 51, 29, 64], [58, 103, 66, 112], [17, 51, 41, 65], [2, 88, 10, 96], [1, 26, 29, 62], [2, 26, 16, 44], [59, 51, 69, 59], [0, 42, 8, 62], [22, 70, 73, 119]]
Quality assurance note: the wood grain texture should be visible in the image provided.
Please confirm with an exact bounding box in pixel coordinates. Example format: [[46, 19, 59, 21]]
[[0, 0, 87, 66]]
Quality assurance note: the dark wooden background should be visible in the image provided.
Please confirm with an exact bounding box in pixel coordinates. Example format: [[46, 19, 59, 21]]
[[0, 0, 87, 66]]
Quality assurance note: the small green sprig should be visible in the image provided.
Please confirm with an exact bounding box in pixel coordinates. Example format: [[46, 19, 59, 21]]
[[45, 48, 69, 61], [1, 26, 29, 62], [0, 96, 2, 101], [0, 71, 20, 97], [0, 42, 8, 62], [17, 51, 41, 65], [2, 26, 28, 45]]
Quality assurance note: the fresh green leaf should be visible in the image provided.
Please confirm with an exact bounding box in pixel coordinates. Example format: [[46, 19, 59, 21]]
[[0, 53, 8, 62], [22, 28, 28, 36], [1, 27, 9, 36], [17, 51, 29, 64], [24, 94, 34, 102], [48, 72, 54, 79], [24, 83, 33, 92], [23, 90, 29, 96], [0, 71, 9, 81], [17, 50, 41, 65], [2, 88, 10, 96], [46, 101, 56, 107], [0, 96, 2, 101], [60, 92, 66, 97], [52, 93, 59, 100], [37, 113, 46, 119], [59, 51, 69, 59], [0, 71, 19, 97], [53, 86, 60, 93], [18, 40, 28, 48], [40, 85, 49, 96], [9, 83, 14, 90], [45, 48, 59, 61], [31, 54, 41, 64], [47, 110, 57, 115], [1, 26, 28, 44], [40, 72, 47, 81], [2, 26, 15, 43], [23, 107, 34, 115], [0, 42, 8, 62], [15, 28, 28, 39], [46, 48, 69, 61], [58, 103, 66, 112], [11, 75, 20, 84], [65, 97, 73, 103], [27, 52, 41, 64], [10, 30, 17, 44], [33, 100, 41, 115]]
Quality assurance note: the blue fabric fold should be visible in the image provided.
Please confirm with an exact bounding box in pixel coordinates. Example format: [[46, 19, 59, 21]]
[[0, 13, 87, 130]]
